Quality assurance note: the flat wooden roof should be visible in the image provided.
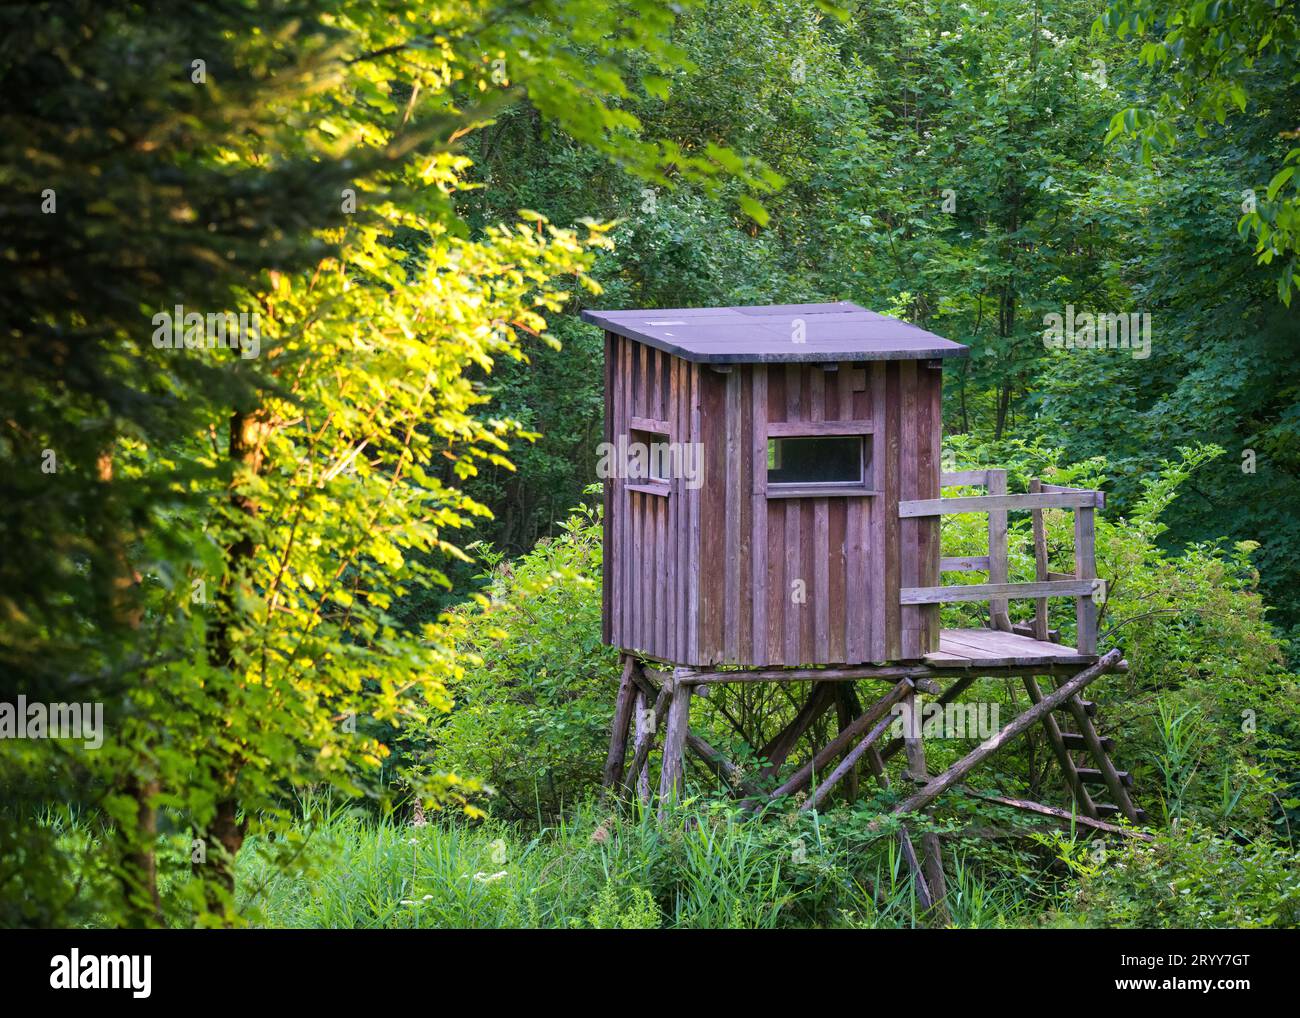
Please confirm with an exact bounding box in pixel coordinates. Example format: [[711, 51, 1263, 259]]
[[581, 301, 969, 363]]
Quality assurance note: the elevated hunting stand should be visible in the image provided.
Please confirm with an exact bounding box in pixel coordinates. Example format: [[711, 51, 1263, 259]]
[[583, 302, 1145, 914]]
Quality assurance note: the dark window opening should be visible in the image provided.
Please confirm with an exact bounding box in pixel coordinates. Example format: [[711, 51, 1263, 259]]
[[768, 436, 865, 486], [629, 428, 671, 484]]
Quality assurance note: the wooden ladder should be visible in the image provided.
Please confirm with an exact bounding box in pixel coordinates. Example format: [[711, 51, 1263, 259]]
[[1023, 675, 1146, 824]]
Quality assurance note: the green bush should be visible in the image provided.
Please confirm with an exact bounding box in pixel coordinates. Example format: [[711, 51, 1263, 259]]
[[1045, 825, 1300, 929], [401, 499, 619, 823]]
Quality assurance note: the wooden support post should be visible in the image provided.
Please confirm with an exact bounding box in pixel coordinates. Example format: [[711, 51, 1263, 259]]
[[1030, 479, 1050, 641], [1074, 506, 1097, 655], [900, 691, 949, 919], [1023, 675, 1097, 818], [631, 688, 652, 804], [863, 747, 934, 913], [987, 469, 1012, 632], [602, 656, 638, 790], [625, 678, 670, 800], [888, 649, 1124, 820], [834, 684, 863, 801], [657, 670, 693, 818]]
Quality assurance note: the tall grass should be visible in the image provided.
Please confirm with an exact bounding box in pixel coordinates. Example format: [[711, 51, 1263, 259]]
[[233, 796, 1042, 929]]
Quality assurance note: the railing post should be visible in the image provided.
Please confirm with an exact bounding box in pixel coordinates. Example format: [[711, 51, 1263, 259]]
[[1074, 506, 1097, 655], [986, 469, 1012, 631], [1029, 478, 1050, 641]]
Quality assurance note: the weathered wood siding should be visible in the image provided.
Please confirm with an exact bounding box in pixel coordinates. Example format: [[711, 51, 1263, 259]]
[[605, 333, 942, 667], [606, 332, 699, 663]]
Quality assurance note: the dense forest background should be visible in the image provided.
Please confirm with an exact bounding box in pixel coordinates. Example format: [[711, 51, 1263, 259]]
[[2, 0, 1298, 930], [415, 0, 1300, 657]]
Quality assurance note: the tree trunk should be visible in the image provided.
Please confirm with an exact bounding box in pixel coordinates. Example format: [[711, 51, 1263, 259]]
[[199, 407, 267, 921]]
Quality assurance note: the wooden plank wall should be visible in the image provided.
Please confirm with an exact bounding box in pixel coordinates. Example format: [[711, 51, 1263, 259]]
[[607, 333, 699, 664], [604, 335, 942, 667], [753, 362, 871, 666]]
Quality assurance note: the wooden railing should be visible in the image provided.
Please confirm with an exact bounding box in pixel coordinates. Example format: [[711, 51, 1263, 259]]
[[899, 470, 1103, 655]]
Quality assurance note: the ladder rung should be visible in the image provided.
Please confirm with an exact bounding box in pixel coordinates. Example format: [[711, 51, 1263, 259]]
[[1061, 733, 1114, 752], [1076, 767, 1132, 788], [1076, 699, 1098, 717]]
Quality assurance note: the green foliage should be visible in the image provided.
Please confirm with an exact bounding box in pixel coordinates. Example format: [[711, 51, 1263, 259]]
[[402, 499, 618, 822], [585, 882, 661, 929], [0, 0, 760, 927], [1045, 824, 1300, 928], [1095, 0, 1300, 301], [230, 797, 1037, 929], [3, 0, 1297, 933]]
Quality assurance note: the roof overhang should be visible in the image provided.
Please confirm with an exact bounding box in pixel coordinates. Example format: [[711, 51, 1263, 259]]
[[581, 302, 969, 364]]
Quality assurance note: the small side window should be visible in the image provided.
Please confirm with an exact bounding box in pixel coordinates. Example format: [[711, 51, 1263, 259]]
[[768, 436, 866, 487], [629, 428, 671, 486]]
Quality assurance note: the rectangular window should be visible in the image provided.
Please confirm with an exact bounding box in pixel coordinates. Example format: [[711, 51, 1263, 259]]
[[629, 428, 671, 488], [767, 435, 866, 487]]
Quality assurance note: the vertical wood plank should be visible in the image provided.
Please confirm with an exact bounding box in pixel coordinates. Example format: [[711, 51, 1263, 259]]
[[651, 347, 662, 423], [784, 365, 802, 664], [899, 359, 920, 658], [700, 370, 727, 664], [767, 363, 785, 422], [1075, 507, 1097, 655], [784, 492, 801, 663], [768, 499, 785, 663], [1030, 478, 1050, 641], [987, 469, 1011, 631], [751, 366, 769, 666], [688, 363, 701, 664], [845, 492, 866, 663], [827, 499, 845, 663], [784, 362, 802, 420], [619, 338, 632, 651], [638, 342, 648, 419], [883, 361, 902, 660], [678, 356, 691, 663], [800, 500, 815, 662], [814, 499, 830, 663], [869, 362, 887, 661], [836, 363, 860, 664], [656, 493, 667, 658], [663, 358, 678, 663], [602, 331, 613, 646], [724, 369, 741, 662], [809, 366, 825, 423], [920, 364, 941, 652], [739, 366, 754, 664]]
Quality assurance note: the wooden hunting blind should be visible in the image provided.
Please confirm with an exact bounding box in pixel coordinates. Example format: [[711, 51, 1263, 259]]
[[583, 302, 1145, 914], [585, 301, 966, 668]]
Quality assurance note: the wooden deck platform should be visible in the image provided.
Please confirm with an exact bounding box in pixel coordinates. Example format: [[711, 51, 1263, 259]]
[[925, 628, 1097, 669]]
